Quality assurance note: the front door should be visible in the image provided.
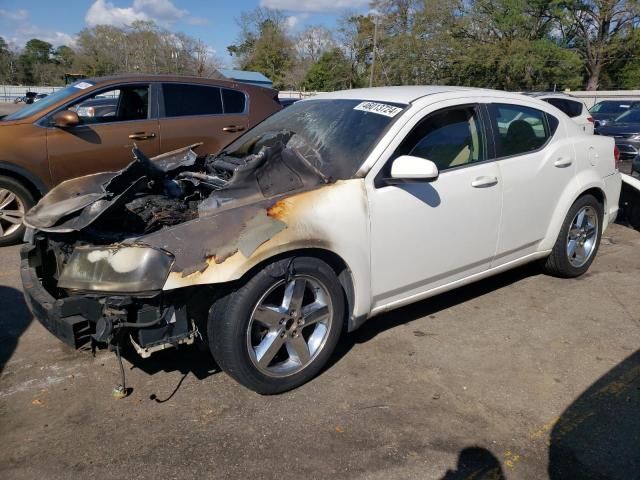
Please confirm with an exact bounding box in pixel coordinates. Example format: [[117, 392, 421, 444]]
[[368, 103, 502, 310], [47, 84, 159, 183]]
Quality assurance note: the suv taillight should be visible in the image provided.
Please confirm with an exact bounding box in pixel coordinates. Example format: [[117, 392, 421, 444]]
[[587, 116, 594, 123], [614, 145, 621, 169]]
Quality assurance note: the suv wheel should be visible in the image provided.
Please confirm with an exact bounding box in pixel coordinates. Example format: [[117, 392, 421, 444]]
[[208, 257, 344, 394], [0, 176, 34, 247], [543, 194, 603, 278]]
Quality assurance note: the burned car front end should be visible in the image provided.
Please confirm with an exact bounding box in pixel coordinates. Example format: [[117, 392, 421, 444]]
[[21, 145, 211, 355], [21, 98, 402, 365]]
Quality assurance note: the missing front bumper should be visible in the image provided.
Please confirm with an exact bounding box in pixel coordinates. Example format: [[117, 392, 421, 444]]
[[21, 243, 196, 355]]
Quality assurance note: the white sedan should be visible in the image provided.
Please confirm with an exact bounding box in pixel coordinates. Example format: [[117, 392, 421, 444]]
[[22, 86, 622, 394]]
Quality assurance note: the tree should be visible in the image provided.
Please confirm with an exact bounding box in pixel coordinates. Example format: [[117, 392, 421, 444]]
[[75, 21, 217, 78], [556, 0, 640, 90], [303, 48, 353, 91], [228, 8, 295, 89]]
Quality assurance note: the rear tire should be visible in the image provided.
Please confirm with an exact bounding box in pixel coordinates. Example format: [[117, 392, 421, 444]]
[[208, 256, 344, 394], [0, 176, 34, 247], [543, 194, 603, 278]]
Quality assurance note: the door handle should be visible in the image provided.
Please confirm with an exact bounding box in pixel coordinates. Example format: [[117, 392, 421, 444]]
[[222, 125, 245, 133], [554, 156, 573, 168], [128, 132, 156, 140], [471, 176, 498, 188]]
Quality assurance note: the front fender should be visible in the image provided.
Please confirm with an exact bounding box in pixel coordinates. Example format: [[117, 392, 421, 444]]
[[143, 179, 373, 319]]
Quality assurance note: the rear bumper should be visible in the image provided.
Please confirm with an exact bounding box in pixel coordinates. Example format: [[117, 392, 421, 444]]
[[20, 244, 99, 348]]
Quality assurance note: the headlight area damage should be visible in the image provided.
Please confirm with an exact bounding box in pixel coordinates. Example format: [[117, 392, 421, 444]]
[[21, 134, 336, 376]]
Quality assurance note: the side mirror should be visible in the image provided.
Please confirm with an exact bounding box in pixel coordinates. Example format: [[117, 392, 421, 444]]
[[52, 110, 80, 128], [389, 155, 439, 182]]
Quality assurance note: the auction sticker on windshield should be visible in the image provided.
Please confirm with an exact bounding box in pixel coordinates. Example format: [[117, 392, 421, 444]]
[[354, 101, 403, 117]]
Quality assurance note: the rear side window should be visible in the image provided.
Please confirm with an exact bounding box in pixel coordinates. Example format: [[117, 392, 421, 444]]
[[222, 88, 246, 114], [544, 98, 583, 118], [490, 104, 555, 158], [162, 84, 222, 117]]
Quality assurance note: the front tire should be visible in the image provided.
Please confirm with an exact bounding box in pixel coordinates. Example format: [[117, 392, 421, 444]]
[[208, 257, 344, 394], [0, 176, 34, 247], [543, 194, 603, 278]]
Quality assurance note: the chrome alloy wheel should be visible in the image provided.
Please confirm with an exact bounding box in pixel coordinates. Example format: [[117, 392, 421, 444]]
[[0, 188, 25, 238], [247, 275, 334, 378], [566, 206, 599, 268]]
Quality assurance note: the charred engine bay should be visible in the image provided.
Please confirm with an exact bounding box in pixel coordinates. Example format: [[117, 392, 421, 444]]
[[27, 130, 331, 246]]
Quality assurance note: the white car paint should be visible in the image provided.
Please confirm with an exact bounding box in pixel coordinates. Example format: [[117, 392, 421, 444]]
[[160, 87, 620, 329]]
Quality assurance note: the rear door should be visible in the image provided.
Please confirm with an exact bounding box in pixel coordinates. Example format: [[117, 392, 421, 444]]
[[487, 102, 575, 265], [158, 83, 249, 154], [47, 83, 159, 183]]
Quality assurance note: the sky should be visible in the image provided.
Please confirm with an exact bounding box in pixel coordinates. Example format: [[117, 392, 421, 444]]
[[0, 0, 371, 67]]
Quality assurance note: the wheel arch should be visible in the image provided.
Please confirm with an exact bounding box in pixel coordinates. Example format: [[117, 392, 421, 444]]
[[233, 247, 358, 332], [0, 161, 48, 200], [541, 179, 607, 252]]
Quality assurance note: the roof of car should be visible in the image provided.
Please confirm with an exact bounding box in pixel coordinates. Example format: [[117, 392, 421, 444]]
[[524, 92, 578, 99], [311, 86, 530, 104], [83, 74, 275, 93]]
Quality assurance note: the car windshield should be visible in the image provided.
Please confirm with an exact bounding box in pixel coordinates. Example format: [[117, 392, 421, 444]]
[[589, 102, 632, 114], [222, 99, 407, 179], [614, 108, 640, 123], [4, 81, 95, 121]]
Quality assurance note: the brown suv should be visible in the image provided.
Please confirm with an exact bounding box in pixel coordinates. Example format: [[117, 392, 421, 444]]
[[0, 74, 281, 245]]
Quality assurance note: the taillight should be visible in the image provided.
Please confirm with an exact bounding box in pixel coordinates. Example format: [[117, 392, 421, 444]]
[[587, 116, 594, 123], [614, 145, 621, 169]]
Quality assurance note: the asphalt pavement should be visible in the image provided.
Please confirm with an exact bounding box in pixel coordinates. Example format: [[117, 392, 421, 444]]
[[0, 223, 638, 479]]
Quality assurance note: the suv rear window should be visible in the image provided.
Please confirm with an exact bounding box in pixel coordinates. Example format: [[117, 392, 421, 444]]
[[544, 98, 583, 118], [162, 84, 222, 117]]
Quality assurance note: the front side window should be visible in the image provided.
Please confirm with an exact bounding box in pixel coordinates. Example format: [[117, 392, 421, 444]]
[[69, 85, 149, 124], [162, 84, 222, 117], [491, 104, 553, 157], [394, 105, 486, 172]]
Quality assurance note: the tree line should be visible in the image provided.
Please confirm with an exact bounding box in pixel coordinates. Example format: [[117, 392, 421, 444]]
[[1, 1, 639, 92], [229, 0, 640, 92], [0, 21, 216, 86]]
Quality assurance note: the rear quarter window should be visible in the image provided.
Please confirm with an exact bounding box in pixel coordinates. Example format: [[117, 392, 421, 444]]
[[222, 88, 246, 114]]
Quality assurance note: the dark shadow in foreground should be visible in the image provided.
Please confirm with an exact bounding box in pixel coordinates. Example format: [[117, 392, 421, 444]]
[[548, 350, 640, 480], [439, 447, 506, 480], [0, 286, 32, 374]]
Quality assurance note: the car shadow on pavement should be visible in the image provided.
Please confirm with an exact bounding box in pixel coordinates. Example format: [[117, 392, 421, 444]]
[[331, 262, 541, 368], [548, 349, 640, 480], [0, 286, 31, 374], [121, 343, 220, 381]]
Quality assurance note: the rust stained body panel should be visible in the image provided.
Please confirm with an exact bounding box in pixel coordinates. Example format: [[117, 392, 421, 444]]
[[157, 179, 371, 321], [25, 137, 373, 319]]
